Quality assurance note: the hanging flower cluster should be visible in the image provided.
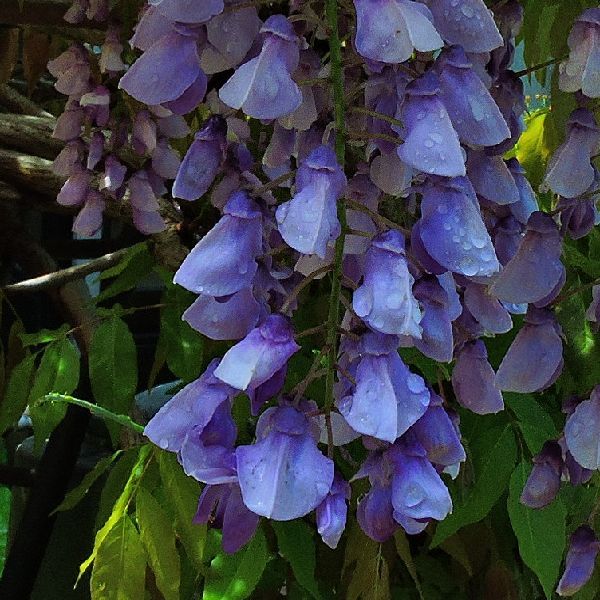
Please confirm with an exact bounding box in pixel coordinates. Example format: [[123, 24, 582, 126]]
[[47, 1, 600, 595]]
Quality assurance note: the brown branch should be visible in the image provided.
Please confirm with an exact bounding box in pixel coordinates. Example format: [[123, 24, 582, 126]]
[[3, 246, 134, 294], [0, 84, 54, 118], [1, 0, 105, 29], [0, 113, 63, 160]]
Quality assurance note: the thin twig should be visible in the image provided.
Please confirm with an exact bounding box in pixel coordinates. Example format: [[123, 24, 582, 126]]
[[346, 198, 410, 236], [2, 246, 135, 294], [280, 265, 333, 313], [250, 170, 295, 197]]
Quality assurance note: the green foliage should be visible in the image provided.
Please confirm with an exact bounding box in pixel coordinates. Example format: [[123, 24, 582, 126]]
[[0, 352, 35, 434], [343, 523, 390, 600], [431, 423, 518, 547], [28, 337, 80, 445], [203, 526, 268, 600], [79, 444, 152, 579], [95, 243, 154, 303], [136, 487, 181, 600], [505, 393, 558, 454], [160, 282, 204, 382], [507, 462, 567, 599], [272, 520, 322, 599], [54, 451, 122, 514], [90, 515, 147, 600], [89, 315, 138, 442], [158, 451, 206, 571]]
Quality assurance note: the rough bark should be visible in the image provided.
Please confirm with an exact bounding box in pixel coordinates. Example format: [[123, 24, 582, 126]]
[[0, 113, 62, 160]]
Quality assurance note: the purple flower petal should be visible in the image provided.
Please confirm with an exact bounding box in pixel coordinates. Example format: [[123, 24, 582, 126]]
[[565, 387, 600, 470], [418, 176, 499, 277], [422, 0, 503, 52], [490, 212, 565, 305], [353, 0, 443, 64], [495, 308, 563, 393], [520, 441, 563, 509], [219, 17, 301, 120], [452, 341, 504, 414], [174, 191, 262, 296], [236, 407, 334, 520], [557, 526, 600, 597], [398, 72, 465, 178], [214, 314, 299, 391], [353, 230, 422, 337], [438, 47, 510, 147], [119, 31, 202, 106], [151, 0, 224, 24]]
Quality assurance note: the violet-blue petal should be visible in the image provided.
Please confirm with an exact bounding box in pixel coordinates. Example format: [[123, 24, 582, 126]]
[[357, 484, 397, 543], [214, 314, 299, 391], [490, 212, 565, 305], [544, 108, 600, 199], [173, 115, 227, 201], [219, 23, 301, 120], [398, 72, 465, 177], [151, 0, 224, 24], [559, 9, 600, 98], [466, 151, 519, 205], [557, 526, 600, 597], [422, 0, 503, 52], [339, 341, 430, 443], [180, 434, 237, 484], [276, 145, 346, 258], [520, 441, 563, 509], [418, 176, 499, 277], [388, 439, 452, 525], [413, 278, 455, 363], [495, 309, 563, 393], [164, 71, 208, 115], [411, 392, 466, 466], [174, 191, 262, 296], [506, 158, 539, 224], [119, 31, 201, 105], [236, 415, 334, 520], [353, 0, 443, 64], [183, 288, 260, 341], [73, 193, 105, 237], [438, 47, 510, 147], [353, 230, 422, 337], [452, 340, 504, 414], [565, 387, 600, 470], [194, 484, 260, 554], [316, 473, 350, 549], [463, 283, 513, 334], [144, 360, 233, 452]]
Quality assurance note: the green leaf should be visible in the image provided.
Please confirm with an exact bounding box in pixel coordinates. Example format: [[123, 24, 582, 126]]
[[89, 315, 137, 441], [29, 338, 80, 445], [0, 353, 35, 434], [344, 523, 390, 600], [507, 461, 566, 599], [556, 276, 600, 396], [95, 244, 154, 303], [90, 515, 147, 600], [504, 393, 558, 455], [272, 520, 321, 599], [514, 110, 554, 189], [19, 325, 70, 347], [53, 451, 122, 514], [158, 451, 206, 570], [161, 284, 204, 382], [203, 526, 268, 600], [431, 424, 518, 547], [394, 531, 425, 599], [136, 487, 181, 600], [79, 444, 152, 579]]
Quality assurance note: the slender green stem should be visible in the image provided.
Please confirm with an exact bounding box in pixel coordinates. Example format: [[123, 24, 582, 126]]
[[41, 393, 145, 434], [324, 0, 346, 432]]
